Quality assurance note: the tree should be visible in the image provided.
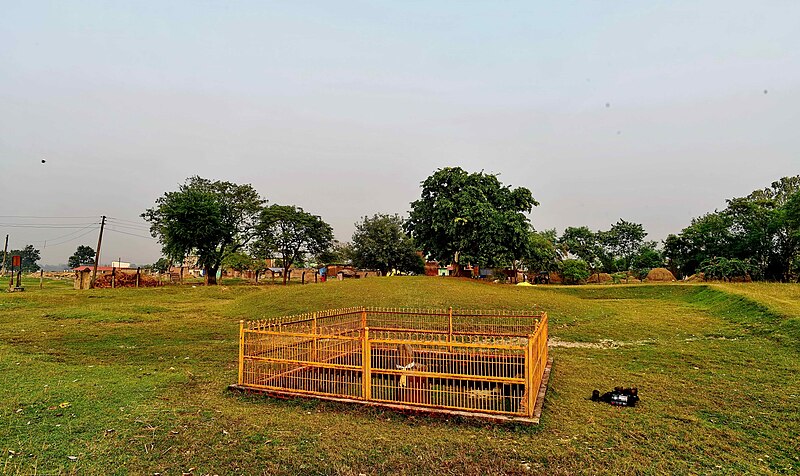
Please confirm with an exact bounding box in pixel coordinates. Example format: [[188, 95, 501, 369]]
[[785, 191, 800, 281], [8, 245, 41, 273], [664, 176, 800, 281], [351, 214, 422, 274], [560, 226, 602, 271], [222, 251, 256, 274], [142, 176, 265, 285], [560, 259, 589, 284], [631, 245, 664, 280], [151, 258, 171, 274], [600, 219, 646, 272], [68, 245, 96, 268], [522, 230, 561, 277], [253, 205, 334, 284], [405, 167, 538, 274], [315, 240, 354, 265], [664, 212, 733, 278]]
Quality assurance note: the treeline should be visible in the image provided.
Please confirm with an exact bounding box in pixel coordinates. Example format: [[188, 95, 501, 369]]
[[139, 176, 426, 284], [522, 175, 800, 283], [664, 176, 800, 281], [7, 171, 798, 285]]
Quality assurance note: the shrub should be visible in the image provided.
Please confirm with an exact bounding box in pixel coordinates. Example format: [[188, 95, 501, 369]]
[[561, 259, 590, 284]]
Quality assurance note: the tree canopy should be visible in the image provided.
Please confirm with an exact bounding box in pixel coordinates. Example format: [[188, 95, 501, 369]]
[[664, 176, 800, 280], [559, 226, 601, 271], [142, 176, 265, 285], [522, 229, 561, 276], [68, 245, 96, 268], [253, 204, 333, 284], [351, 214, 423, 274], [405, 167, 537, 272], [599, 219, 647, 272], [7, 245, 41, 273]]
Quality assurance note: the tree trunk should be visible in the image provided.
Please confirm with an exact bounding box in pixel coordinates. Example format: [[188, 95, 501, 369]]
[[205, 266, 218, 285], [283, 266, 289, 285]]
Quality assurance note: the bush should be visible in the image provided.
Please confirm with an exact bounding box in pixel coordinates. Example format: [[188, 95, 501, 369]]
[[699, 257, 753, 281], [561, 259, 590, 284]]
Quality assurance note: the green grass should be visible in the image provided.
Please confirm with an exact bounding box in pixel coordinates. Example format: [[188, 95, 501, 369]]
[[1, 278, 799, 475]]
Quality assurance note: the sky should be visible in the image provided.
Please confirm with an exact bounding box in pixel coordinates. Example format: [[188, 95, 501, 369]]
[[1, 1, 798, 266]]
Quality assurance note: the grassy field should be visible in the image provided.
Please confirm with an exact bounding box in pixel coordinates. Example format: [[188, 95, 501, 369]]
[[1, 277, 799, 475]]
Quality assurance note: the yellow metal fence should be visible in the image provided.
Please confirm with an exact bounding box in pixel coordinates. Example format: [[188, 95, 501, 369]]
[[238, 307, 548, 421]]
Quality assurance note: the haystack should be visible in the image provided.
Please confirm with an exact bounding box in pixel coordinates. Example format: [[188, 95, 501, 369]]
[[646, 267, 676, 282], [586, 273, 612, 284]]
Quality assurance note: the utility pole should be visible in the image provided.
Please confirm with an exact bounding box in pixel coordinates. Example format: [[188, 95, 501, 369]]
[[1, 234, 8, 276], [90, 216, 106, 288]]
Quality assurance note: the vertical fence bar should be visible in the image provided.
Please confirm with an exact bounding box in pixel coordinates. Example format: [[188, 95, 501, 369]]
[[362, 327, 371, 400], [447, 306, 453, 352], [238, 320, 245, 386]]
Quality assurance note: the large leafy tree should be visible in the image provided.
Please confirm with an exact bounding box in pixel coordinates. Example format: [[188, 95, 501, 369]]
[[7, 245, 41, 273], [664, 176, 800, 280], [664, 212, 733, 278], [522, 229, 561, 276], [253, 205, 334, 284], [351, 214, 423, 274], [631, 245, 664, 279], [68, 245, 95, 268], [599, 219, 647, 272], [405, 167, 537, 273], [142, 176, 265, 285], [560, 226, 602, 271]]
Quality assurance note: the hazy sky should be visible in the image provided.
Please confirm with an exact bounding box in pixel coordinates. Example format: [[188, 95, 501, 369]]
[[1, 1, 798, 265]]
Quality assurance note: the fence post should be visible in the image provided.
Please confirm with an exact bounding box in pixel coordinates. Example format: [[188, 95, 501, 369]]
[[312, 312, 318, 361], [361, 306, 367, 329], [362, 327, 371, 400], [447, 306, 453, 352], [136, 267, 140, 288], [526, 336, 535, 417], [238, 320, 245, 386]]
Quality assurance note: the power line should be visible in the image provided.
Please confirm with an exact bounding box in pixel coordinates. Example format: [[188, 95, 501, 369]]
[[0, 223, 100, 229], [105, 227, 157, 240], [47, 227, 100, 247], [30, 223, 99, 245], [106, 216, 149, 226], [0, 215, 99, 219], [105, 220, 151, 231]]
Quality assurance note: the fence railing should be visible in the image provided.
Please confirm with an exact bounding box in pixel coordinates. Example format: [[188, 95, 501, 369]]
[[237, 307, 548, 422]]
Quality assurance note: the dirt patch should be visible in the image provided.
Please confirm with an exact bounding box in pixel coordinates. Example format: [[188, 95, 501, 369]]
[[548, 337, 655, 349]]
